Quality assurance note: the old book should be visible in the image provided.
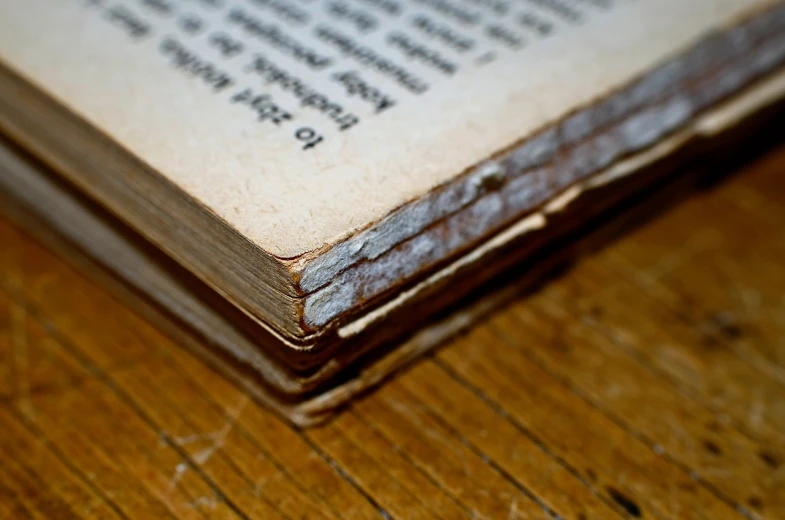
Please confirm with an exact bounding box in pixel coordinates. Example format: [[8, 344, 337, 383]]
[[1, 0, 785, 425]]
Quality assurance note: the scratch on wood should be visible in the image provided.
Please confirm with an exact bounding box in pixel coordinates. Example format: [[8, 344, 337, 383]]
[[748, 386, 764, 433], [636, 232, 717, 286], [190, 495, 218, 511], [11, 303, 34, 420], [168, 395, 250, 490]]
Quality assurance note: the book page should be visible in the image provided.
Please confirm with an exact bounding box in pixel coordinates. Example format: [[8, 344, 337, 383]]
[[0, 0, 775, 258]]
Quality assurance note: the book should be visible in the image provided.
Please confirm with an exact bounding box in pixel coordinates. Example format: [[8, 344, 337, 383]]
[[1, 0, 785, 425]]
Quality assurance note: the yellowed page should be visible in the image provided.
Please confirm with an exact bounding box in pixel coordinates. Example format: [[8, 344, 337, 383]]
[[0, 0, 777, 262]]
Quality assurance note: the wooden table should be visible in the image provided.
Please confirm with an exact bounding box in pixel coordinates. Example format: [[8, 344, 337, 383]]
[[1, 140, 785, 520]]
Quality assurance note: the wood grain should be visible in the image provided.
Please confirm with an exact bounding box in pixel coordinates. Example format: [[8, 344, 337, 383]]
[[2, 141, 785, 519]]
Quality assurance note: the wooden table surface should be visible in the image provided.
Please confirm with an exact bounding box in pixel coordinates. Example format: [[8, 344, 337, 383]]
[[1, 141, 785, 520]]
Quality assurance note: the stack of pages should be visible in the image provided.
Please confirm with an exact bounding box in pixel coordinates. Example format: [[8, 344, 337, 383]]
[[1, 0, 785, 425]]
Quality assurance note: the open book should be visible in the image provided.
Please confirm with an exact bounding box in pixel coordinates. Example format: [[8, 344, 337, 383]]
[[1, 0, 785, 425]]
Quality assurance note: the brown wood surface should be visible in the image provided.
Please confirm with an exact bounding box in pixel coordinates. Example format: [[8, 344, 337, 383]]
[[2, 141, 785, 519]]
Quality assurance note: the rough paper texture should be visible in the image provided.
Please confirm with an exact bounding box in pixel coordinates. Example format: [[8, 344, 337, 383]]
[[0, 0, 776, 263]]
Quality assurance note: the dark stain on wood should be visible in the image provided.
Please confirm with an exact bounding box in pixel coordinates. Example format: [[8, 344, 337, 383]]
[[607, 487, 642, 518], [703, 439, 723, 456], [759, 450, 780, 469], [747, 495, 763, 511]]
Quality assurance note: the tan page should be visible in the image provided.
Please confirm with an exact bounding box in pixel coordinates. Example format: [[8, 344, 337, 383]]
[[0, 0, 776, 262]]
